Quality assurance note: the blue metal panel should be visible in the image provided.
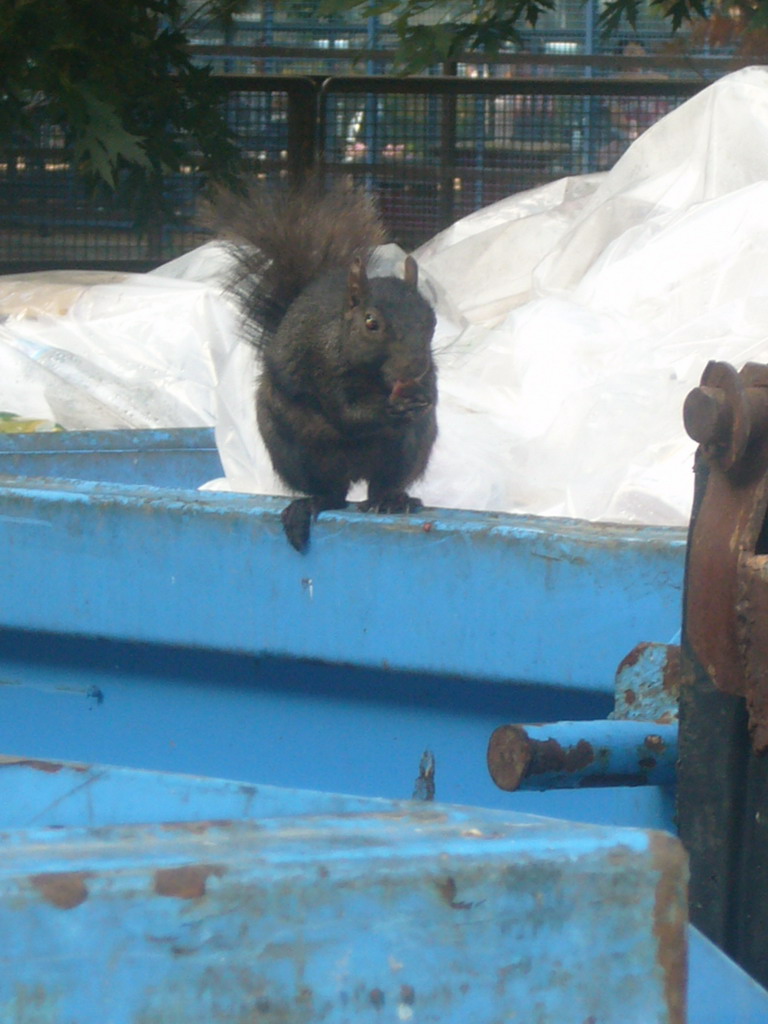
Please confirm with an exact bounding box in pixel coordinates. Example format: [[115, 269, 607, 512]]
[[0, 436, 763, 1021], [688, 928, 768, 1024], [0, 428, 222, 487], [0, 474, 685, 691], [0, 426, 686, 830], [0, 790, 687, 1023], [0, 756, 396, 829], [0, 630, 680, 829], [0, 756, 764, 1022]]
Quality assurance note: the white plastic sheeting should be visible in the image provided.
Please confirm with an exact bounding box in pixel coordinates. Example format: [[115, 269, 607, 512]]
[[3, 66, 768, 525], [0, 263, 231, 430]]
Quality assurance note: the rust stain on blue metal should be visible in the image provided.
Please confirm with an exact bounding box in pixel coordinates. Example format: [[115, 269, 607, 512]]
[[487, 720, 678, 791], [0, 755, 89, 774], [399, 983, 415, 1006], [614, 642, 681, 724], [0, 775, 696, 1022], [153, 863, 227, 899], [160, 820, 235, 835], [651, 832, 689, 1024], [30, 870, 92, 909], [368, 987, 385, 1008], [435, 876, 481, 911]]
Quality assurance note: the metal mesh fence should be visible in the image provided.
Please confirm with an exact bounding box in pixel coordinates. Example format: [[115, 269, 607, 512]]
[[189, 4, 393, 75], [226, 87, 292, 169], [318, 79, 699, 250], [0, 140, 207, 269], [0, 74, 704, 270]]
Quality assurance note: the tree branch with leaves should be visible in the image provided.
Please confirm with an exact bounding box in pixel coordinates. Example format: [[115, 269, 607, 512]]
[[0, 0, 247, 228], [318, 0, 768, 69]]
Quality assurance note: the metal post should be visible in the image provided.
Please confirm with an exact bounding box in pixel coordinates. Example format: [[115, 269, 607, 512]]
[[438, 62, 458, 233], [581, 0, 597, 174], [678, 360, 768, 988], [286, 79, 321, 181]]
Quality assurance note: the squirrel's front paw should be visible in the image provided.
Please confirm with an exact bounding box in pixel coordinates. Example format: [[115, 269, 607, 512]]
[[387, 378, 432, 420], [386, 395, 432, 421], [359, 492, 424, 515]]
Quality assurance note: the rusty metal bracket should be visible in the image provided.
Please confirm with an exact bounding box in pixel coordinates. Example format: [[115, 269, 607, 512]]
[[683, 359, 768, 753]]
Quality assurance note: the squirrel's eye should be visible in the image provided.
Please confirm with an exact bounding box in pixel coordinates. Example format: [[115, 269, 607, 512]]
[[364, 313, 380, 331]]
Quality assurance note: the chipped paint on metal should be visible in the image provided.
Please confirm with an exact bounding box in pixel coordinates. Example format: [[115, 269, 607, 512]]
[[0, 756, 69, 774], [154, 864, 227, 900], [651, 832, 689, 1024], [0, 782, 690, 1023], [613, 643, 681, 723], [487, 720, 678, 791], [30, 871, 92, 909]]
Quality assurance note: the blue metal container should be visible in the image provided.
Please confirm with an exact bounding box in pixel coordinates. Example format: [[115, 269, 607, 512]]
[[0, 428, 685, 829], [0, 429, 767, 1020]]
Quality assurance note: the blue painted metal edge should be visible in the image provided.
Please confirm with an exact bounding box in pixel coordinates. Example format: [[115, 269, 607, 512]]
[[0, 428, 217, 454], [0, 473, 686, 691]]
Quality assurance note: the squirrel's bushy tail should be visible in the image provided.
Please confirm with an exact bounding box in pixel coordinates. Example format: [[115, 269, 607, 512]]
[[210, 175, 387, 348]]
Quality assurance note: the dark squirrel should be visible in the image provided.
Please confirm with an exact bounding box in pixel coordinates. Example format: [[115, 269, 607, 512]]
[[213, 177, 438, 552]]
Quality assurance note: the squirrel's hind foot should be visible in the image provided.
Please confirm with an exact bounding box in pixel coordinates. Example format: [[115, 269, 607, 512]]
[[358, 493, 424, 515], [281, 496, 347, 553]]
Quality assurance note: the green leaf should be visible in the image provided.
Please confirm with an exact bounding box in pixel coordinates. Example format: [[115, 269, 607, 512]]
[[598, 0, 640, 34], [68, 87, 150, 186]]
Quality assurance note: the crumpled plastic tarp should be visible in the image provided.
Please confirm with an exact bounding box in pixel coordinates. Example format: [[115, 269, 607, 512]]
[[3, 65, 768, 525], [0, 255, 234, 431]]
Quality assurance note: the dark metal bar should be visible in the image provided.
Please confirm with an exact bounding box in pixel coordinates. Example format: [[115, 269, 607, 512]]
[[242, 73, 704, 100], [678, 639, 750, 953], [438, 64, 458, 232], [285, 80, 320, 179], [192, 44, 747, 77]]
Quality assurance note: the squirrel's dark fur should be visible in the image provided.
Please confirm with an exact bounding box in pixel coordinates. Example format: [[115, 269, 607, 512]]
[[213, 177, 438, 552]]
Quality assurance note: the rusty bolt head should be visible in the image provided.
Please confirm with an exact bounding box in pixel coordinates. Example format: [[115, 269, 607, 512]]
[[684, 361, 750, 470], [683, 386, 731, 449], [487, 725, 533, 792]]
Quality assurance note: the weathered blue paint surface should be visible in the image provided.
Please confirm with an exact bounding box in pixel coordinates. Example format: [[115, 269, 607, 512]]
[[0, 758, 688, 1024], [614, 642, 680, 722], [0, 427, 222, 488], [0, 756, 765, 1023], [0, 475, 685, 689], [0, 755, 386, 829]]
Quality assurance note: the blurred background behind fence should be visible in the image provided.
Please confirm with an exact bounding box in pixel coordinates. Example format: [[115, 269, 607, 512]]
[[0, 0, 745, 271]]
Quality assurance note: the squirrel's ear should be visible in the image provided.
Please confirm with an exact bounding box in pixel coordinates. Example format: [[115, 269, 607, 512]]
[[404, 255, 419, 289], [347, 257, 369, 309]]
